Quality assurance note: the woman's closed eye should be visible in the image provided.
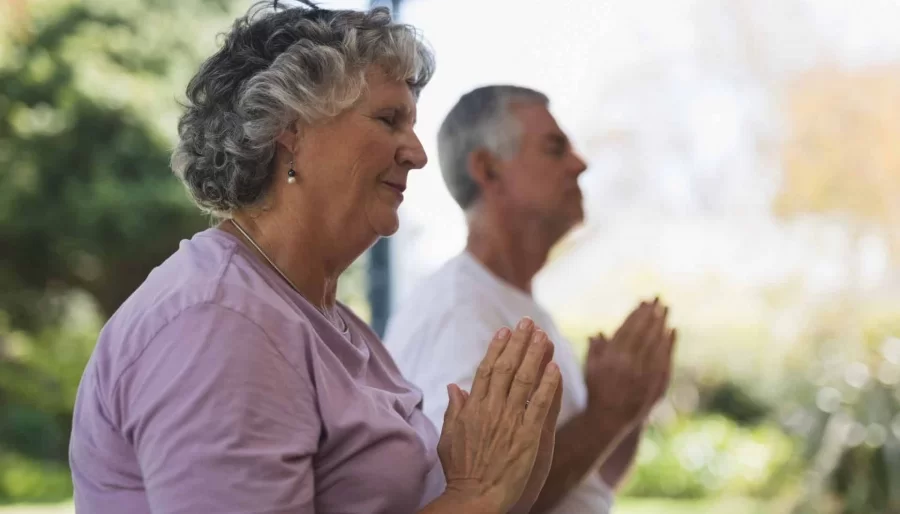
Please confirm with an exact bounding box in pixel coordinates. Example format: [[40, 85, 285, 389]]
[[374, 110, 398, 128]]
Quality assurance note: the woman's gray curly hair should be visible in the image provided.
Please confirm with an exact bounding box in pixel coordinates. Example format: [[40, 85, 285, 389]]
[[170, 1, 435, 217]]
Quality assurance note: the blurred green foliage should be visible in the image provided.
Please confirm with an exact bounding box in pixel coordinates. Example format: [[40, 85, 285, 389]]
[[0, 0, 224, 503], [616, 496, 771, 514], [0, 0, 229, 330], [782, 305, 900, 514], [0, 452, 73, 505], [704, 382, 771, 426], [0, 297, 97, 503], [622, 415, 800, 500], [565, 289, 900, 510], [0, 0, 234, 486]]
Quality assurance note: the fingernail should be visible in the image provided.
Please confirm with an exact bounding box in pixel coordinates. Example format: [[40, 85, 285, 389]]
[[533, 330, 546, 343], [518, 317, 533, 330], [496, 327, 511, 339], [548, 362, 559, 374]]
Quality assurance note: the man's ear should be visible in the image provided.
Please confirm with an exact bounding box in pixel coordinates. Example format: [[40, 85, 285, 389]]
[[467, 148, 500, 189]]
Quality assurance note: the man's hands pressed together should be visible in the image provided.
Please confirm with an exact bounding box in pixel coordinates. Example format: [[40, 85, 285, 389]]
[[584, 298, 677, 435], [527, 298, 677, 513]]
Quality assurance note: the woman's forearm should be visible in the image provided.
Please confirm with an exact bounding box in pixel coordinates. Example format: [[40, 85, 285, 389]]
[[419, 490, 502, 514], [528, 410, 622, 513]]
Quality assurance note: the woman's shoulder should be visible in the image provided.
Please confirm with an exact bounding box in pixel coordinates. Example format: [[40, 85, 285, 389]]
[[110, 229, 285, 325], [93, 229, 323, 385]]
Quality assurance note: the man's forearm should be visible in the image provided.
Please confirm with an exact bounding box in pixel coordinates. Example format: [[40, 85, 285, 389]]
[[529, 412, 631, 514], [598, 422, 644, 489]]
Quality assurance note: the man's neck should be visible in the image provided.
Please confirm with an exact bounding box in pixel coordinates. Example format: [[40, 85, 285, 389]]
[[464, 205, 561, 296]]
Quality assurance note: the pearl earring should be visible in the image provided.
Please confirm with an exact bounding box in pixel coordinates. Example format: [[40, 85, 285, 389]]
[[287, 159, 297, 184]]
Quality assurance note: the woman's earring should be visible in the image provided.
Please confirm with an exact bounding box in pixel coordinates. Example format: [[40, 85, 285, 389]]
[[287, 159, 297, 184]]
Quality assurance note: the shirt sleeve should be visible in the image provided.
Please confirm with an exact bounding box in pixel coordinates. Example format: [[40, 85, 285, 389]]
[[596, 475, 616, 512], [412, 303, 511, 432], [115, 303, 320, 514]]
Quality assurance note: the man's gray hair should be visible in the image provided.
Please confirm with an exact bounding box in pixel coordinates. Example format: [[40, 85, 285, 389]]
[[437, 85, 548, 211], [171, 1, 435, 217]]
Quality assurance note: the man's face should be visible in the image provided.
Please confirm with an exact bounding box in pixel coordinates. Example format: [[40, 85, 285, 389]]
[[496, 103, 588, 236]]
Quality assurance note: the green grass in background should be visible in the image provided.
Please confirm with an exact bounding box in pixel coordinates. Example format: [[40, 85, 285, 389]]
[[617, 496, 776, 514]]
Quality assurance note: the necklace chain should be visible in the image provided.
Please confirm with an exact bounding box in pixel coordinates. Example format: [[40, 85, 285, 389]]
[[229, 219, 345, 330]]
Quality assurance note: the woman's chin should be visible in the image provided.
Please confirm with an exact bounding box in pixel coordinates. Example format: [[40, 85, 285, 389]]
[[370, 210, 400, 238]]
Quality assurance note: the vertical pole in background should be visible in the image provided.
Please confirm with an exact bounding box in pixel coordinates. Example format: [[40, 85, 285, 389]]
[[366, 0, 402, 337], [368, 237, 391, 337]]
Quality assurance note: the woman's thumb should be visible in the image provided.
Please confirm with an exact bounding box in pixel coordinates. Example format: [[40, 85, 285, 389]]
[[443, 383, 464, 429]]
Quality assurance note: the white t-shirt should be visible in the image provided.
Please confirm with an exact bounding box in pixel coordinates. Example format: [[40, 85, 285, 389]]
[[384, 252, 614, 514]]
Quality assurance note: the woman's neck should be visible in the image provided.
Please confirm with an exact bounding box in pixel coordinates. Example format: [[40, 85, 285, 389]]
[[221, 213, 357, 313]]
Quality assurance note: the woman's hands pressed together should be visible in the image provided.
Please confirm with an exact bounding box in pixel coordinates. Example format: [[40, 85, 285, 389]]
[[434, 318, 563, 514]]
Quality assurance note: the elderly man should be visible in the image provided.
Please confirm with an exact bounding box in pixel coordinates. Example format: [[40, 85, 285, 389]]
[[384, 85, 677, 513]]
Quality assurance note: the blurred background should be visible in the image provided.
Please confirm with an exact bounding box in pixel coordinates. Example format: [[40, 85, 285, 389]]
[[2, 0, 900, 512]]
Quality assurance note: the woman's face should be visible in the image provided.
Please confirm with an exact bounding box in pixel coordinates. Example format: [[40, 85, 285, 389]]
[[286, 67, 427, 244]]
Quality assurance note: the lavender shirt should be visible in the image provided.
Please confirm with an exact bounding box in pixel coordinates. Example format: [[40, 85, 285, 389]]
[[69, 228, 446, 514]]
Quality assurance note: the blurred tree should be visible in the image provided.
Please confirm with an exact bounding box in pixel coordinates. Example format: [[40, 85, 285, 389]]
[[775, 66, 900, 264], [0, 0, 240, 330], [704, 381, 770, 426], [776, 68, 900, 512], [0, 0, 373, 331], [0, 0, 238, 482]]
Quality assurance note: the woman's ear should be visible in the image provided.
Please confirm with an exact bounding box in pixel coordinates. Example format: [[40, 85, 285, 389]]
[[275, 121, 299, 156]]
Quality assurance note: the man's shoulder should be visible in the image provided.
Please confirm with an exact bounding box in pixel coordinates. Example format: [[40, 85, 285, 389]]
[[388, 261, 509, 338], [384, 259, 517, 374], [385, 292, 505, 351]]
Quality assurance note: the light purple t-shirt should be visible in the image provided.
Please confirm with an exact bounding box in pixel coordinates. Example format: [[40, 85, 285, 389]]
[[69, 228, 446, 514]]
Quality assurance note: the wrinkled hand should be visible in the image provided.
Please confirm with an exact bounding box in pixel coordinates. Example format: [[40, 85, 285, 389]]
[[437, 318, 563, 514], [584, 298, 676, 431], [511, 333, 563, 514]]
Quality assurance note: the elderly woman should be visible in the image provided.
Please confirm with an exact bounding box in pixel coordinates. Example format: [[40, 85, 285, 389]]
[[68, 2, 562, 514]]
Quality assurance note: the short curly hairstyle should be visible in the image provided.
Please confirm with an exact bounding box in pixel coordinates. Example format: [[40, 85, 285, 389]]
[[170, 1, 435, 217]]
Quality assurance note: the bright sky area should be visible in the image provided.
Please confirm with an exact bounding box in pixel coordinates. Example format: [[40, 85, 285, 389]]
[[318, 0, 900, 324]]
